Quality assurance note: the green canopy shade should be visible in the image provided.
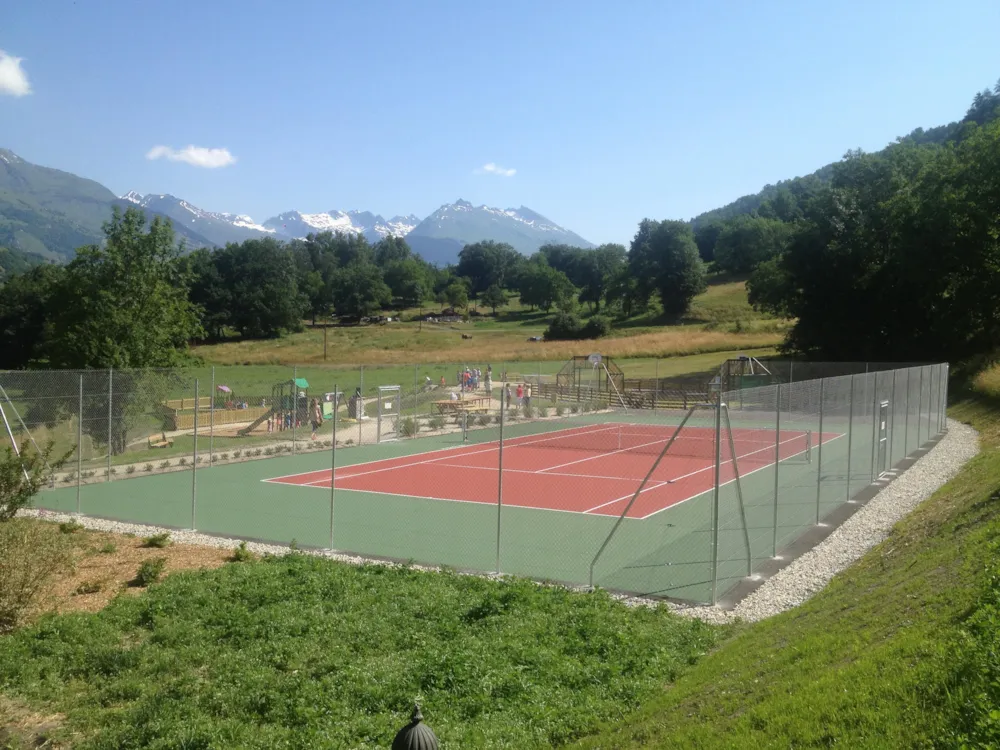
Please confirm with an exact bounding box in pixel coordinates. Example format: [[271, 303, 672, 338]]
[[293, 378, 309, 389]]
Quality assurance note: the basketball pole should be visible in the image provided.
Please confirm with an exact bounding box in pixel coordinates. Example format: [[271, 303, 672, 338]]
[[0, 399, 29, 482]]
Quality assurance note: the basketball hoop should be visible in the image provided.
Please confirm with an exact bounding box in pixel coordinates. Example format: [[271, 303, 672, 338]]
[[588, 353, 602, 367]]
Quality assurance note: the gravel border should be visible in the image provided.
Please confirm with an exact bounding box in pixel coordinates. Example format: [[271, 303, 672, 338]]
[[17, 418, 978, 624]]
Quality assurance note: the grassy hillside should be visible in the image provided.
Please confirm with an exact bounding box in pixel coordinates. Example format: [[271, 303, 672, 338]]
[[572, 367, 1000, 749], [194, 276, 787, 366]]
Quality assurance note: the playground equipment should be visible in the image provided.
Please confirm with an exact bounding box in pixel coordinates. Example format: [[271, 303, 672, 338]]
[[237, 378, 310, 437]]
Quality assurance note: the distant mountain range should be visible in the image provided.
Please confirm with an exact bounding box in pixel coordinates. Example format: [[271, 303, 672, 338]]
[[0, 148, 594, 266]]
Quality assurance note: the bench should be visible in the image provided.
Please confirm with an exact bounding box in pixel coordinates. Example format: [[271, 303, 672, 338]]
[[148, 432, 173, 449]]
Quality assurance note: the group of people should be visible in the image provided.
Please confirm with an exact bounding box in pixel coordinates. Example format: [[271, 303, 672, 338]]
[[458, 365, 491, 392]]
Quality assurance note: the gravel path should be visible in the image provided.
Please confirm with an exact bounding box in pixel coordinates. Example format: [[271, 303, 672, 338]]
[[17, 418, 978, 624], [665, 418, 979, 624]]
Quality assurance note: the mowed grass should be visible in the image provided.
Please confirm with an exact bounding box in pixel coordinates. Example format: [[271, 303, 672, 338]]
[[193, 277, 788, 367], [0, 555, 723, 749], [571, 368, 998, 749]]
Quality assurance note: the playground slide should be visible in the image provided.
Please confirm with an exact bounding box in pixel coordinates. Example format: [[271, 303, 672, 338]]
[[237, 407, 276, 437]]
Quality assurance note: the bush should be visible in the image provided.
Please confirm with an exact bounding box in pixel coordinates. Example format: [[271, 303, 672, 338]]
[[230, 541, 254, 563], [264, 447, 274, 456], [135, 557, 167, 587], [125, 465, 136, 475], [232, 450, 242, 459], [0, 519, 74, 632], [556, 405, 566, 417], [538, 407, 549, 418], [62, 472, 75, 484], [98, 542, 116, 554], [74, 580, 103, 595], [523, 405, 535, 419], [178, 457, 188, 466], [253, 449, 262, 457], [428, 416, 445, 431], [143, 532, 171, 548], [477, 414, 491, 427], [543, 312, 613, 341], [143, 463, 153, 472], [220, 453, 229, 461], [59, 520, 84, 534], [400, 417, 418, 438], [158, 461, 170, 470]]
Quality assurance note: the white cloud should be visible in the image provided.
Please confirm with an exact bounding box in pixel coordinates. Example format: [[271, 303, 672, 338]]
[[0, 50, 31, 97], [475, 162, 516, 177], [146, 144, 237, 169]]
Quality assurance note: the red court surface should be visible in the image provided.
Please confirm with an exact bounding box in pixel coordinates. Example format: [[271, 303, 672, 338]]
[[265, 423, 843, 520]]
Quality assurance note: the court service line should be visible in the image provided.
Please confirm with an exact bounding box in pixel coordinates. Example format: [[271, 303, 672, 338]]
[[581, 431, 837, 516], [262, 422, 618, 485]]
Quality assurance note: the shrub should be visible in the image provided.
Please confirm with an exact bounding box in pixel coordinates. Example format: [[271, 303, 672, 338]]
[[220, 453, 229, 461], [196, 456, 204, 464], [158, 461, 170, 470], [571, 404, 581, 414], [62, 472, 75, 484], [582, 315, 613, 338], [210, 455, 218, 463], [143, 463, 153, 472], [74, 580, 103, 595], [232, 450, 242, 459], [0, 519, 74, 632], [523, 405, 535, 419], [98, 542, 116, 554], [230, 541, 254, 563], [178, 457, 188, 466], [544, 312, 613, 341], [477, 414, 491, 427], [400, 417, 418, 438], [135, 557, 167, 587], [428, 416, 445, 431], [125, 465, 136, 475], [264, 447, 274, 456], [253, 449, 262, 457], [143, 532, 171, 548], [538, 407, 549, 418], [556, 405, 566, 417], [59, 520, 84, 534]]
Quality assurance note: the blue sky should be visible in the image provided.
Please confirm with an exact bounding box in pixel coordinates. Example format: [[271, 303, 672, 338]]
[[2, 0, 999, 245]]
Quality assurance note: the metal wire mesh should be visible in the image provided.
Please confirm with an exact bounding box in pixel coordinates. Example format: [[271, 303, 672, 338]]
[[2, 361, 949, 605]]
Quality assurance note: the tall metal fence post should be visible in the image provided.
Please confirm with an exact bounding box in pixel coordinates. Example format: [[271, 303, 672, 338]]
[[904, 368, 911, 455], [870, 372, 880, 484], [106, 368, 113, 482], [917, 366, 925, 447], [292, 366, 297, 454], [359, 365, 364, 445], [845, 374, 855, 503], [772, 382, 782, 557], [653, 360, 659, 414], [815, 378, 825, 524], [77, 374, 83, 514], [330, 384, 337, 549], [710, 392, 723, 605], [495, 397, 505, 575], [192, 378, 199, 530], [889, 369, 897, 466], [414, 365, 419, 431], [942, 364, 950, 432], [210, 366, 215, 465]]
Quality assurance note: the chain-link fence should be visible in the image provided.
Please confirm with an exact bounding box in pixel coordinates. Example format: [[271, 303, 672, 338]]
[[1, 360, 949, 605]]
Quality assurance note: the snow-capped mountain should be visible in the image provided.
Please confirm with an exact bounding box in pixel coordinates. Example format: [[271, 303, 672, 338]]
[[404, 199, 595, 265], [263, 210, 420, 244], [121, 192, 274, 246]]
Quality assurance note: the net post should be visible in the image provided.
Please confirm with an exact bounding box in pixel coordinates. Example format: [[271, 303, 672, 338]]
[[192, 378, 198, 531], [359, 365, 364, 445], [772, 382, 781, 557], [711, 395, 723, 605], [77, 374, 83, 514], [904, 368, 911, 455], [845, 374, 855, 503], [107, 368, 113, 483], [722, 404, 752, 576], [377, 388, 383, 443], [292, 366, 297, 454], [209, 366, 215, 466], [414, 365, 419, 430], [814, 378, 825, 525], [653, 359, 659, 414], [330, 383, 337, 550], [495, 396, 504, 575], [889, 368, 897, 466], [588, 405, 698, 590]]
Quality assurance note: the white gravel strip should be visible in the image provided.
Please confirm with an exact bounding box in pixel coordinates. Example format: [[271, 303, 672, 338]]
[[16, 418, 978, 624], [666, 418, 979, 624]]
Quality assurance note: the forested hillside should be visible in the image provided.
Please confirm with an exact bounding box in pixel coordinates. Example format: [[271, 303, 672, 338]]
[[1, 79, 998, 373]]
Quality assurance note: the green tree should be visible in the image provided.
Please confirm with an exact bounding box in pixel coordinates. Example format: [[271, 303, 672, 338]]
[[212, 238, 305, 339], [693, 219, 724, 264], [517, 260, 576, 312], [373, 235, 412, 265], [713, 215, 795, 275], [444, 281, 470, 311], [578, 243, 626, 312], [331, 263, 392, 318], [481, 284, 507, 315], [0, 264, 65, 368], [383, 258, 432, 308], [456, 241, 524, 295], [184, 248, 231, 340], [47, 206, 201, 368], [628, 219, 706, 317]]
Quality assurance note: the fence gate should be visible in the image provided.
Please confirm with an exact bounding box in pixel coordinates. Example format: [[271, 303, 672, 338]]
[[377, 385, 402, 443], [876, 399, 890, 476]]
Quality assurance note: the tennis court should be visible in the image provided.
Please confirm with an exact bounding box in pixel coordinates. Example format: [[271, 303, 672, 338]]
[[266, 422, 840, 521]]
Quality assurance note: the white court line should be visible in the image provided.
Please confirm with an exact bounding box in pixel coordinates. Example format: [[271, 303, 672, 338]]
[[582, 431, 843, 516], [262, 422, 617, 485]]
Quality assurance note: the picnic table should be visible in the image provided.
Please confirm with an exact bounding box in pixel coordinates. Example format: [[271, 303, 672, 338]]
[[434, 395, 492, 414]]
